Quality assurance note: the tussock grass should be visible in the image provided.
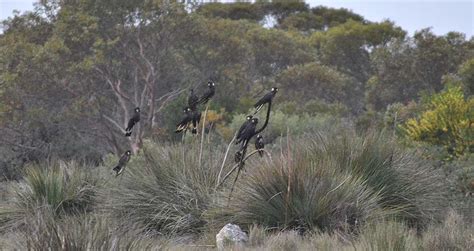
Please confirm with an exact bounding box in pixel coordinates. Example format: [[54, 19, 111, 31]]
[[0, 161, 101, 231], [305, 130, 448, 228], [209, 129, 447, 232], [104, 140, 227, 235], [211, 163, 382, 233]]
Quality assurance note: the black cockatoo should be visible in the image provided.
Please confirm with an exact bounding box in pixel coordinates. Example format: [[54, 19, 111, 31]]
[[113, 150, 131, 176], [254, 87, 278, 113], [125, 107, 140, 137]]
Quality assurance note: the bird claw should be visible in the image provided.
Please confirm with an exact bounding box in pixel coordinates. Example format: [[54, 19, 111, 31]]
[[234, 151, 242, 163]]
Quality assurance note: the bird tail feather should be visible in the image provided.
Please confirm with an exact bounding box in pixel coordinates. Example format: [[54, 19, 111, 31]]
[[254, 104, 263, 114], [175, 123, 187, 133]]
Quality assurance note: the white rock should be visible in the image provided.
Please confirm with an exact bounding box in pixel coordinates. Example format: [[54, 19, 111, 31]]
[[216, 223, 248, 250]]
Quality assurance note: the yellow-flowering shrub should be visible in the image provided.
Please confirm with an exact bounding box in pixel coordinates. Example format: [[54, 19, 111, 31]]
[[402, 86, 473, 157]]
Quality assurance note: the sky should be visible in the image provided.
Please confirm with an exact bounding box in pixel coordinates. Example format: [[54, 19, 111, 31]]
[[0, 0, 472, 37]]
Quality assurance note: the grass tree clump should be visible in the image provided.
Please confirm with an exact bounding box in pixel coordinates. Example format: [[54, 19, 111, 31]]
[[211, 151, 382, 234], [303, 130, 448, 228], [210, 128, 448, 233], [0, 161, 101, 231], [104, 140, 227, 235]]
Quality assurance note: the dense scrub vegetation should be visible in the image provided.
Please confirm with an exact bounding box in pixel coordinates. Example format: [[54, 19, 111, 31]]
[[0, 0, 472, 249]]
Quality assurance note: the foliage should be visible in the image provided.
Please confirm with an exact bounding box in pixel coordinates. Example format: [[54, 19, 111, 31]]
[[275, 63, 358, 113], [227, 110, 339, 142], [459, 58, 474, 95], [1, 0, 471, 169], [310, 20, 406, 84], [368, 30, 472, 110], [402, 86, 473, 157]]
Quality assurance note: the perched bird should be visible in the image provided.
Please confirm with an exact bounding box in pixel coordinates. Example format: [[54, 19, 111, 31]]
[[254, 87, 278, 113], [236, 117, 259, 148], [113, 150, 131, 176], [191, 110, 201, 134], [175, 108, 193, 133], [255, 134, 264, 157], [188, 88, 199, 111], [125, 107, 141, 137], [197, 81, 215, 105], [235, 115, 253, 144]]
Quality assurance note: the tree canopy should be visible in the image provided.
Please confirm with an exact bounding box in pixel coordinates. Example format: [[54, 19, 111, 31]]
[[0, 0, 472, 170]]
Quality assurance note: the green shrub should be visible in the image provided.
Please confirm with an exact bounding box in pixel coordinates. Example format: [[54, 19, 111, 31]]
[[228, 110, 339, 142], [402, 85, 473, 158], [104, 140, 227, 235]]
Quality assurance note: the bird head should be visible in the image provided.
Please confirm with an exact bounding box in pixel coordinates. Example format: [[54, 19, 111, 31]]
[[125, 150, 131, 155], [135, 107, 140, 113], [271, 87, 279, 93], [208, 81, 215, 87], [251, 118, 259, 124], [246, 115, 253, 121], [257, 134, 263, 139]]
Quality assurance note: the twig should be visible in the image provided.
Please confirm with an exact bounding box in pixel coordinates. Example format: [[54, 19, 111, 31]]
[[198, 103, 209, 168], [216, 149, 266, 189], [285, 126, 291, 225], [267, 191, 283, 202], [327, 175, 351, 194], [102, 114, 126, 133], [227, 161, 243, 207], [216, 133, 237, 189]]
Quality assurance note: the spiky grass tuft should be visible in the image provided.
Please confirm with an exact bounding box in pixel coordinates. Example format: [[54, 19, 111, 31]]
[[209, 129, 447, 232], [104, 141, 227, 235], [0, 161, 101, 231]]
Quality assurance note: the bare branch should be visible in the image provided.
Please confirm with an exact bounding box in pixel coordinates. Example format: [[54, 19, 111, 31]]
[[101, 114, 125, 133]]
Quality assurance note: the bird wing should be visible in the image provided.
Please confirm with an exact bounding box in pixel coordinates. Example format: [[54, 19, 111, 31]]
[[126, 118, 136, 130], [176, 114, 192, 132], [241, 123, 256, 141], [189, 94, 199, 106], [132, 112, 140, 122], [118, 154, 129, 166], [254, 92, 272, 108], [197, 88, 214, 105], [195, 112, 201, 124], [236, 121, 249, 140]]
